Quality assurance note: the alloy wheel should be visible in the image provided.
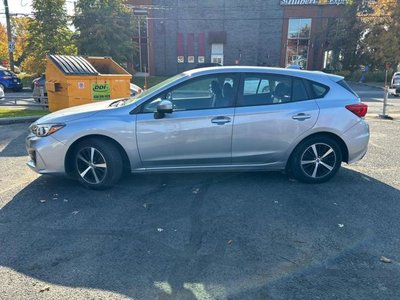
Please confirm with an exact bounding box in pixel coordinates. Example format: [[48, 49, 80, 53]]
[[76, 147, 107, 185], [300, 143, 337, 179]]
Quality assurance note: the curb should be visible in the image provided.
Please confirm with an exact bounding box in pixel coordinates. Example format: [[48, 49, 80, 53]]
[[349, 81, 384, 90], [0, 116, 40, 125]]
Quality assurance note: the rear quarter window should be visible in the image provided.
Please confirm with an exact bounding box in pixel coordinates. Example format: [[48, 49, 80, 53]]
[[307, 80, 330, 98], [337, 79, 358, 96]]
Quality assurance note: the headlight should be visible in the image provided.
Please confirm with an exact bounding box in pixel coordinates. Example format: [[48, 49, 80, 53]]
[[30, 123, 65, 137]]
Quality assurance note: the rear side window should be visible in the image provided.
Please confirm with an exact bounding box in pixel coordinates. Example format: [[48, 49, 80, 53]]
[[307, 80, 330, 98], [238, 74, 314, 107], [292, 78, 309, 102], [239, 74, 292, 106], [337, 80, 357, 96]]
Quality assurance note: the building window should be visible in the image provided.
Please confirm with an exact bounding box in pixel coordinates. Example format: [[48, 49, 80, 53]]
[[286, 19, 311, 69], [211, 43, 224, 65]]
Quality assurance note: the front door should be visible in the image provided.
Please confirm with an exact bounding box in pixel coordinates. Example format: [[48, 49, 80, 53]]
[[136, 73, 238, 168]]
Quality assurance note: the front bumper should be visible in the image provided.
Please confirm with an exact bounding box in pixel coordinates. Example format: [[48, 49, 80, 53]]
[[25, 133, 68, 174]]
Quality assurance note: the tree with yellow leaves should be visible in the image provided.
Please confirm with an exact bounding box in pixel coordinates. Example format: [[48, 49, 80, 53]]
[[0, 23, 9, 65]]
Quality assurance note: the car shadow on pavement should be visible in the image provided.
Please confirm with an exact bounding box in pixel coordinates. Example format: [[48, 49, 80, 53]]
[[0, 169, 399, 299]]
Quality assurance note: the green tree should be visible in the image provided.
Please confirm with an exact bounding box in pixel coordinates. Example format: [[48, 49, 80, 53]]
[[24, 0, 77, 75], [73, 0, 136, 67], [324, 0, 369, 71], [363, 0, 400, 69]]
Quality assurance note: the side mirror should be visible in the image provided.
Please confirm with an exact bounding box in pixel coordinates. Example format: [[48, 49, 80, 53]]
[[154, 100, 173, 119]]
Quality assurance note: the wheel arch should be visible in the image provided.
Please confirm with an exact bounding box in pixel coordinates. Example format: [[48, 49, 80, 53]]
[[64, 134, 131, 176], [286, 131, 349, 171]]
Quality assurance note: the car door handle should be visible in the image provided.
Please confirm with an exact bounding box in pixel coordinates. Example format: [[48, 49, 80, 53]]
[[211, 116, 231, 125], [292, 113, 312, 121]]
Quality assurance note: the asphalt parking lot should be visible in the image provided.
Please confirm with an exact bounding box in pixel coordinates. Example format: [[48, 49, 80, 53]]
[[0, 90, 399, 299]]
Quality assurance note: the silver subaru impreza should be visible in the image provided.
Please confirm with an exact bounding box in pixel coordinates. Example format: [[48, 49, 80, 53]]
[[26, 67, 369, 189]]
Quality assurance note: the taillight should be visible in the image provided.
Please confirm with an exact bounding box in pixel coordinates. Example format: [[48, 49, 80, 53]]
[[346, 103, 368, 118]]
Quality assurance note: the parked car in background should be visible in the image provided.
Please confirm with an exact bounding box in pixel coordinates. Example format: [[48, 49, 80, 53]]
[[389, 72, 400, 97], [0, 84, 4, 100], [130, 83, 142, 96], [32, 74, 47, 103], [0, 69, 23, 92], [26, 66, 369, 189]]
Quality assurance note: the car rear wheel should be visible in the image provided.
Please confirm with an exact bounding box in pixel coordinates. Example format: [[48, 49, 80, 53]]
[[73, 139, 123, 189], [0, 83, 5, 91], [290, 136, 342, 183]]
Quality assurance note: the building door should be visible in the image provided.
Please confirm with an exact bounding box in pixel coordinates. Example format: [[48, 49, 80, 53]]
[[211, 43, 224, 65]]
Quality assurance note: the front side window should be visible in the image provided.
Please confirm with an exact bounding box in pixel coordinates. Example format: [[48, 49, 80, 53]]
[[142, 74, 237, 112]]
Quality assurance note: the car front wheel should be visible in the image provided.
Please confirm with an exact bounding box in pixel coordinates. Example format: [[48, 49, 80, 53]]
[[290, 136, 342, 183], [72, 139, 123, 189]]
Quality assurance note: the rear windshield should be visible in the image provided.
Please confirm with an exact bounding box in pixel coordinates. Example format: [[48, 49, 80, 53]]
[[337, 80, 358, 96]]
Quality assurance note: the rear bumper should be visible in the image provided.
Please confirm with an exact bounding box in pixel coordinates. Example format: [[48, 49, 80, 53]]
[[342, 120, 370, 164]]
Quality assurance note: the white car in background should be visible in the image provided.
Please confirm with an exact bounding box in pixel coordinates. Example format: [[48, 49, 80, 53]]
[[389, 72, 400, 97], [0, 84, 4, 100], [130, 83, 142, 96]]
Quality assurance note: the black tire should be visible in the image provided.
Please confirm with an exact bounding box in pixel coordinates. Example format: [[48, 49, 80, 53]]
[[289, 136, 342, 183], [72, 138, 123, 189]]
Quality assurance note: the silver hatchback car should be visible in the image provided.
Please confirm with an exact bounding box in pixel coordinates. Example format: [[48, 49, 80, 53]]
[[26, 67, 369, 189]]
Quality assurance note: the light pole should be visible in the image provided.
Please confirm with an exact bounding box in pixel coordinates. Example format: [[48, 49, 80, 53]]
[[3, 0, 14, 71]]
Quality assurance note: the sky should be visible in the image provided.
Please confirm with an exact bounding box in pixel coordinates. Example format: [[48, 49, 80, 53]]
[[0, 0, 77, 25]]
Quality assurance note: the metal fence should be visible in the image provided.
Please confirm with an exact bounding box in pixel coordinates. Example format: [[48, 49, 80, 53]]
[[0, 95, 48, 110]]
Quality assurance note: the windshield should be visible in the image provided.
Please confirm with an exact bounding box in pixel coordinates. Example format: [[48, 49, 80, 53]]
[[125, 74, 186, 105]]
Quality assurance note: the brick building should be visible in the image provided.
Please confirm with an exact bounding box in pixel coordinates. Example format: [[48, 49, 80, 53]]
[[127, 0, 346, 76]]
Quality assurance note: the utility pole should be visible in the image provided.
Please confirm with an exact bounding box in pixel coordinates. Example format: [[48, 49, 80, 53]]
[[3, 0, 15, 72]]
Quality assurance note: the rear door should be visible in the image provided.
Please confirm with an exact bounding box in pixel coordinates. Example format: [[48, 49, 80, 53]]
[[232, 73, 320, 165]]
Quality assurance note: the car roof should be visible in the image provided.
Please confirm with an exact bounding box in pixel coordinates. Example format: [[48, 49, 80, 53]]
[[183, 66, 342, 84]]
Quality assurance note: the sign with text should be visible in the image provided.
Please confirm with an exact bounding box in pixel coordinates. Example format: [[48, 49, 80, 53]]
[[280, 0, 346, 5], [92, 82, 110, 101]]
